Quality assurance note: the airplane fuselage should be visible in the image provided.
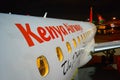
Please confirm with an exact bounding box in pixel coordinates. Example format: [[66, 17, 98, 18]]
[[0, 13, 96, 80]]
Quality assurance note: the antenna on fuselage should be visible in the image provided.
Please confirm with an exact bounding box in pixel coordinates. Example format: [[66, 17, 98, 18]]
[[43, 12, 47, 18], [9, 12, 12, 14]]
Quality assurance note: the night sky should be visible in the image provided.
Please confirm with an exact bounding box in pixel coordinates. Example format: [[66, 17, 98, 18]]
[[0, 0, 120, 21]]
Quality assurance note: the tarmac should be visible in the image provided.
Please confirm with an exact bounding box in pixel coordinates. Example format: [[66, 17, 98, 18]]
[[76, 63, 120, 80]]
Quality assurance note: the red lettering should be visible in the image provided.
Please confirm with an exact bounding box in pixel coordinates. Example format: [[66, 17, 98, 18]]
[[63, 24, 75, 33], [59, 26, 68, 35], [45, 26, 59, 39], [15, 23, 44, 47], [69, 25, 75, 33], [15, 23, 83, 47], [63, 23, 83, 33], [54, 26, 64, 41], [37, 27, 51, 41], [46, 26, 67, 41], [74, 25, 83, 31]]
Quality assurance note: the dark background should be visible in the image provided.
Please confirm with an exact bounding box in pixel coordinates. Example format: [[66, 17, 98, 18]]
[[0, 0, 120, 21]]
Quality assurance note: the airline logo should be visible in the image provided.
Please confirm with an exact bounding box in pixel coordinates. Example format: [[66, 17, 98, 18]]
[[15, 23, 83, 47]]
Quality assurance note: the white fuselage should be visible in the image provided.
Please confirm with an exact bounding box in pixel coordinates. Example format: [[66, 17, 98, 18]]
[[0, 13, 96, 80]]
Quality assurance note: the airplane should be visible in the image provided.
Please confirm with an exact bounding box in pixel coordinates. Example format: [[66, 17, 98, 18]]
[[0, 13, 120, 80]]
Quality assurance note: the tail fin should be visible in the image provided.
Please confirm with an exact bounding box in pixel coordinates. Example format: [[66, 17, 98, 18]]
[[89, 7, 93, 23]]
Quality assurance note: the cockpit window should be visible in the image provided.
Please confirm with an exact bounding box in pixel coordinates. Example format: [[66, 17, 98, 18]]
[[36, 55, 49, 77]]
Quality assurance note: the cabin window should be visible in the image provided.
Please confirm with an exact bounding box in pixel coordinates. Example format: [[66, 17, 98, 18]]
[[77, 36, 80, 44], [84, 33, 86, 38], [87, 31, 90, 36], [83, 34, 86, 40], [73, 39, 77, 48], [86, 32, 87, 37], [66, 42, 72, 53], [36, 55, 49, 77], [80, 35, 83, 40], [56, 47, 64, 62]]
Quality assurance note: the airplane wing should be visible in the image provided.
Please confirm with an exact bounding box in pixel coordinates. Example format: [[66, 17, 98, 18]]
[[94, 40, 120, 52]]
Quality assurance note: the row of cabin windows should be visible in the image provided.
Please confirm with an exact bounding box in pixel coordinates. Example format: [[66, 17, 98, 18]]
[[36, 30, 91, 77]]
